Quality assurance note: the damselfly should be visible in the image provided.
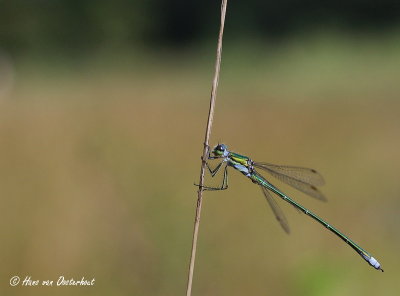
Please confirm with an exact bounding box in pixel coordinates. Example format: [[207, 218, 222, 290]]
[[199, 143, 383, 272]]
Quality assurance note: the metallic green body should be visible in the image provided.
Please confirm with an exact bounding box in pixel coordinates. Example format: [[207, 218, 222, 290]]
[[250, 170, 373, 266]]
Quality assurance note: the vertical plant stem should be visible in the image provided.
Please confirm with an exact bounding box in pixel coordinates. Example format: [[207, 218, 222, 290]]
[[186, 1, 228, 295]]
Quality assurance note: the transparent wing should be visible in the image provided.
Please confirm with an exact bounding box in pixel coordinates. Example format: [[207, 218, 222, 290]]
[[254, 162, 325, 186], [260, 186, 290, 234], [254, 162, 326, 201]]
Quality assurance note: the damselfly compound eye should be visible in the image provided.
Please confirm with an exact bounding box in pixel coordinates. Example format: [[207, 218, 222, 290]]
[[218, 144, 226, 151]]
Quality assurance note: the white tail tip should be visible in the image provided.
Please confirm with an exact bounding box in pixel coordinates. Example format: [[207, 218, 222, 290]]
[[361, 253, 384, 272]]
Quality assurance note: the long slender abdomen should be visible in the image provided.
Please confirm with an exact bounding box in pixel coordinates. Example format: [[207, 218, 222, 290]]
[[255, 171, 383, 271]]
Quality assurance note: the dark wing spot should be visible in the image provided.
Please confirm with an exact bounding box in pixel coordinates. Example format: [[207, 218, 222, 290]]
[[311, 185, 317, 190], [311, 169, 317, 173]]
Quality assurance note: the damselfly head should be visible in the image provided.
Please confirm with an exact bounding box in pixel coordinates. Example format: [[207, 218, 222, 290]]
[[212, 144, 228, 157]]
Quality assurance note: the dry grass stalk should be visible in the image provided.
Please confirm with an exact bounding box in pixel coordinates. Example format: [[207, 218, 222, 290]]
[[185, 1, 228, 295]]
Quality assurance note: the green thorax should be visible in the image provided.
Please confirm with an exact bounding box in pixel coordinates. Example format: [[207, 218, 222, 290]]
[[229, 152, 251, 166]]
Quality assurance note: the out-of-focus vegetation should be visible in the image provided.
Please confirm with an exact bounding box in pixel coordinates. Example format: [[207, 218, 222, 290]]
[[1, 0, 400, 53], [1, 2, 400, 296]]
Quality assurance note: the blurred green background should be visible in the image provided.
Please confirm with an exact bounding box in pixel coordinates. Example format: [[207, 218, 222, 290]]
[[1, 1, 400, 295]]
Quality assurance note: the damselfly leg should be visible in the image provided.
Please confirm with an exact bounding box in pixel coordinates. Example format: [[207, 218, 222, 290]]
[[195, 159, 229, 191]]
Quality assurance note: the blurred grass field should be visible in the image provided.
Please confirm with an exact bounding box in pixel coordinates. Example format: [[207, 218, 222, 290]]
[[1, 35, 400, 295]]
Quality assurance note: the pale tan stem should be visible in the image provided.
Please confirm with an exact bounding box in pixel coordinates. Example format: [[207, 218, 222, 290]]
[[185, 1, 228, 295]]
